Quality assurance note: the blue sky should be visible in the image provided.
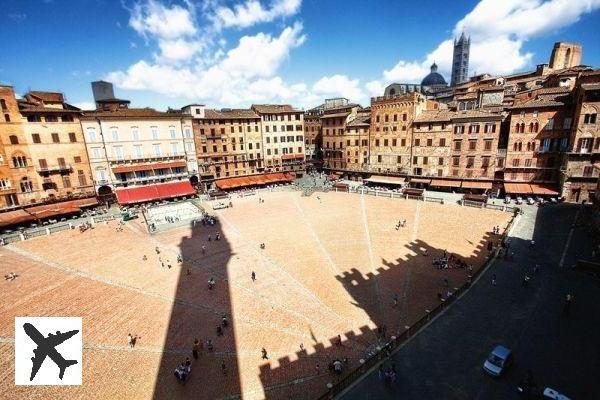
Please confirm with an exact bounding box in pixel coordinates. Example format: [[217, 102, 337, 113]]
[[1, 0, 599, 110]]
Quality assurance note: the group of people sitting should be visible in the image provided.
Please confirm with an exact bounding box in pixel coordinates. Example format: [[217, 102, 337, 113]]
[[197, 214, 217, 227], [395, 219, 407, 230], [78, 221, 93, 233], [174, 357, 192, 383], [432, 253, 470, 270], [4, 272, 18, 281]]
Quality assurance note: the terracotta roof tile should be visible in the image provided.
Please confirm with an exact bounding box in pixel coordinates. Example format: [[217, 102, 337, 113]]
[[251, 104, 299, 114], [81, 108, 181, 119], [203, 109, 260, 119], [27, 91, 64, 103]]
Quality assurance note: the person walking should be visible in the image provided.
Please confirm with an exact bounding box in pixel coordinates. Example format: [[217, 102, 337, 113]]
[[393, 294, 398, 307], [261, 347, 268, 360], [251, 271, 256, 281], [563, 293, 573, 315], [192, 338, 200, 360], [491, 274, 497, 286]]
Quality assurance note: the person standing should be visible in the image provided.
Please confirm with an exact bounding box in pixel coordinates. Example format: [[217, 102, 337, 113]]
[[261, 347, 268, 360], [563, 293, 573, 315], [251, 271, 256, 281], [491, 274, 497, 286], [192, 338, 200, 360]]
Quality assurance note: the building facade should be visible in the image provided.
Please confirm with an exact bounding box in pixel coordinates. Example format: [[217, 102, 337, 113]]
[[343, 110, 370, 172], [80, 108, 194, 198], [0, 86, 94, 208], [321, 103, 360, 170], [562, 70, 600, 202], [251, 104, 305, 174], [193, 108, 263, 190]]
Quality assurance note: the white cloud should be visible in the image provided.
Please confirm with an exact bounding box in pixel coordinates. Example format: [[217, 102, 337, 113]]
[[369, 0, 600, 94], [157, 38, 204, 63], [129, 0, 197, 40], [211, 0, 302, 29], [312, 75, 363, 101], [72, 101, 95, 110]]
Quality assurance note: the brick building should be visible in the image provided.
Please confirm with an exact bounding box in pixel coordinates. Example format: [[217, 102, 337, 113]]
[[562, 70, 600, 202], [251, 104, 305, 175], [193, 108, 263, 190], [0, 86, 94, 209], [369, 92, 434, 174], [304, 106, 323, 168], [343, 109, 370, 173], [321, 102, 361, 170], [504, 88, 573, 196]]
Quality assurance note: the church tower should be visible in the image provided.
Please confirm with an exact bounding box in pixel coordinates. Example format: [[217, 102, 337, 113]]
[[451, 32, 470, 86]]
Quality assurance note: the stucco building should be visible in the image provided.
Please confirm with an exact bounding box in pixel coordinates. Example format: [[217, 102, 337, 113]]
[[251, 104, 305, 174]]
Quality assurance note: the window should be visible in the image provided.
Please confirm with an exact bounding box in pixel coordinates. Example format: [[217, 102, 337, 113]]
[[377, 155, 382, 163], [469, 124, 480, 134], [427, 138, 433, 147], [39, 159, 48, 169], [32, 133, 41, 143], [484, 140, 492, 151], [438, 157, 444, 166], [401, 139, 406, 147], [485, 123, 496, 133], [62, 176, 71, 188], [512, 158, 520, 167], [9, 135, 19, 145], [87, 128, 97, 143], [27, 115, 41, 122], [423, 156, 428, 165], [454, 141, 462, 151], [111, 127, 119, 141], [171, 143, 179, 155], [414, 138, 420, 146], [466, 157, 475, 168], [545, 118, 554, 130], [45, 115, 58, 123], [92, 148, 101, 159], [153, 144, 161, 156], [51, 133, 60, 143], [525, 159, 532, 167], [0, 99, 6, 110], [113, 146, 124, 160], [413, 156, 418, 164], [20, 179, 33, 193], [151, 126, 159, 140], [583, 166, 593, 177], [584, 113, 597, 124], [563, 117, 572, 129], [131, 127, 140, 141], [4, 114, 9, 122], [78, 170, 87, 186], [482, 157, 490, 168], [497, 157, 504, 167], [542, 138, 551, 152], [74, 156, 82, 163], [454, 125, 465, 134], [184, 127, 192, 138], [439, 138, 446, 147], [397, 156, 402, 164], [560, 137, 569, 151], [69, 132, 77, 142]]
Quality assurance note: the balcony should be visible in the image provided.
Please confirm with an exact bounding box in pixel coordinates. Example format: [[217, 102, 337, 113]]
[[36, 164, 72, 174], [108, 152, 186, 162], [113, 171, 190, 185]]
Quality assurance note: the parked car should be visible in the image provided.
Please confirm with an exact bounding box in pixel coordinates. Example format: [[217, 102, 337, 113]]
[[542, 387, 571, 400], [483, 345, 513, 377], [526, 197, 535, 205]]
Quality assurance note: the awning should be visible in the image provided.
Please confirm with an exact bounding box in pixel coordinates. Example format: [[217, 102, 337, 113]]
[[504, 182, 533, 194], [281, 153, 304, 160], [0, 210, 36, 228], [410, 178, 431, 184], [529, 184, 559, 196], [115, 181, 195, 205], [431, 179, 462, 187], [215, 173, 293, 190], [365, 175, 406, 185], [26, 202, 82, 219], [461, 181, 493, 190]]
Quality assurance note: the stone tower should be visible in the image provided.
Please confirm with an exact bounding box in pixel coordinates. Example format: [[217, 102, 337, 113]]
[[549, 42, 582, 70], [451, 32, 470, 87]]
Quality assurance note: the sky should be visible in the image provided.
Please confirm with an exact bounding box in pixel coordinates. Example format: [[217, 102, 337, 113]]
[[1, 0, 600, 111]]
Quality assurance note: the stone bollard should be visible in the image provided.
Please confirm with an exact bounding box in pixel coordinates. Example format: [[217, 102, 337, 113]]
[[46, 227, 51, 236], [426, 309, 431, 321], [69, 223, 74, 230], [19, 233, 26, 241]]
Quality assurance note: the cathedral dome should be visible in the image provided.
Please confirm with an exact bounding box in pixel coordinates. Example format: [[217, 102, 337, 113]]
[[421, 62, 447, 87]]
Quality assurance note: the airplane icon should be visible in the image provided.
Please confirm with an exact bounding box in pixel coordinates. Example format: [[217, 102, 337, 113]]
[[23, 323, 79, 381]]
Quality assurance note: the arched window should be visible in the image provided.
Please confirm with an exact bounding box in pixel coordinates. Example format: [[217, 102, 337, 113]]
[[20, 177, 33, 193], [531, 141, 536, 151], [526, 142, 531, 151], [534, 122, 539, 132], [520, 123, 525, 133], [384, 114, 389, 123], [12, 154, 27, 168], [529, 123, 534, 133], [513, 142, 518, 151]]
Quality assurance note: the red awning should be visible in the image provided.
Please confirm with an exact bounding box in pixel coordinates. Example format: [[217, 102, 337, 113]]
[[430, 179, 462, 187], [461, 181, 493, 190], [410, 178, 431, 184], [504, 182, 533, 194], [529, 184, 559, 196], [0, 209, 36, 228], [115, 181, 195, 205]]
